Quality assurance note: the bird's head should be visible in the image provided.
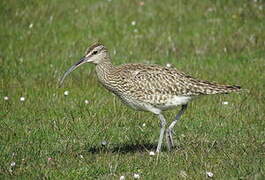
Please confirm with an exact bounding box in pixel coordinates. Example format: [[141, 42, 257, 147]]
[[83, 43, 109, 64], [59, 42, 110, 86]]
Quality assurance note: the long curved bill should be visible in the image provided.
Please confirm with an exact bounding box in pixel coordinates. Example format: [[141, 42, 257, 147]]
[[59, 57, 86, 87]]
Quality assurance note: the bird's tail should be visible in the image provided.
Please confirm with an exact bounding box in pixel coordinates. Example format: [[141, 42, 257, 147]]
[[212, 84, 241, 94], [202, 83, 242, 95], [191, 78, 243, 95]]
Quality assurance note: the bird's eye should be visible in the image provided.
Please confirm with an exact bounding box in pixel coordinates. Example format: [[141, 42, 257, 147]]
[[92, 51, 98, 55]]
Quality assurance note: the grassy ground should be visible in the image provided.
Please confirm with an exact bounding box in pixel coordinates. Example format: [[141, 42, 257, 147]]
[[1, 0, 265, 179]]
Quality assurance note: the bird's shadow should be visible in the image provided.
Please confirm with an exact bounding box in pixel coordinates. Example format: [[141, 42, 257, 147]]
[[86, 143, 159, 154]]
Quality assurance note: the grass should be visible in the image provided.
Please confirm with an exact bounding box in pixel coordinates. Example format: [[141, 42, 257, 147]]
[[1, 0, 265, 179]]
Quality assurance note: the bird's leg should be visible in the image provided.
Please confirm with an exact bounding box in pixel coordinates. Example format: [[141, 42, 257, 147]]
[[166, 104, 188, 151], [156, 114, 167, 153]]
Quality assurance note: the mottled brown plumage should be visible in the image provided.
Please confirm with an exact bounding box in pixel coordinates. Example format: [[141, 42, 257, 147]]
[[96, 62, 240, 106], [60, 43, 241, 152]]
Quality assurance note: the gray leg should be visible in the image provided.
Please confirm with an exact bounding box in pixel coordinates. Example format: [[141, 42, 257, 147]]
[[166, 104, 188, 151], [156, 114, 167, 153]]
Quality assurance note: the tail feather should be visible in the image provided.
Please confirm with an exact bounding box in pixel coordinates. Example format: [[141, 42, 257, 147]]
[[188, 78, 242, 95], [203, 84, 242, 95], [182, 75, 244, 96], [219, 85, 241, 93]]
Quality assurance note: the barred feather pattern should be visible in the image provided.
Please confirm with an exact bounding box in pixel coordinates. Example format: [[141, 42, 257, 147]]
[[95, 62, 241, 110]]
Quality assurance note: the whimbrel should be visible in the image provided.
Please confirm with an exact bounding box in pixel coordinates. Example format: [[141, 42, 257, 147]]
[[60, 43, 241, 152]]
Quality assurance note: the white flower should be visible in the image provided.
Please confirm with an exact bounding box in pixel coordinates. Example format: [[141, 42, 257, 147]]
[[80, 154, 84, 159], [64, 91, 69, 96], [180, 170, 187, 178], [149, 151, 155, 156], [166, 63, 172, 68], [133, 173, 140, 179], [20, 97, 25, 102], [101, 140, 107, 146], [222, 101, 229, 105], [4, 96, 9, 101], [85, 100, 89, 104], [142, 123, 146, 127], [131, 21, 136, 26], [29, 23, 33, 28], [120, 175, 125, 180], [49, 16, 53, 22], [10, 162, 16, 167], [206, 171, 214, 178]]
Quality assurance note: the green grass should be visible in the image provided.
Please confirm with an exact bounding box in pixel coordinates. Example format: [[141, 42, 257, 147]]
[[1, 0, 265, 179]]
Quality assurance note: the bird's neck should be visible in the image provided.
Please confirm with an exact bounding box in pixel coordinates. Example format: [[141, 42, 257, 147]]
[[95, 61, 116, 84], [96, 61, 115, 71]]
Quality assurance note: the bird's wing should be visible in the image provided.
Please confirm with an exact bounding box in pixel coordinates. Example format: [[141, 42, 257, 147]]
[[116, 64, 198, 97], [113, 64, 241, 104]]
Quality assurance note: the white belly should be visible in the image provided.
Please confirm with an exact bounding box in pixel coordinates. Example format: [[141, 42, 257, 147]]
[[118, 94, 192, 114], [156, 96, 192, 110]]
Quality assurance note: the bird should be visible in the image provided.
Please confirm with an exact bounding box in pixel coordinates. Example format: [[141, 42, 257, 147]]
[[59, 43, 241, 153]]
